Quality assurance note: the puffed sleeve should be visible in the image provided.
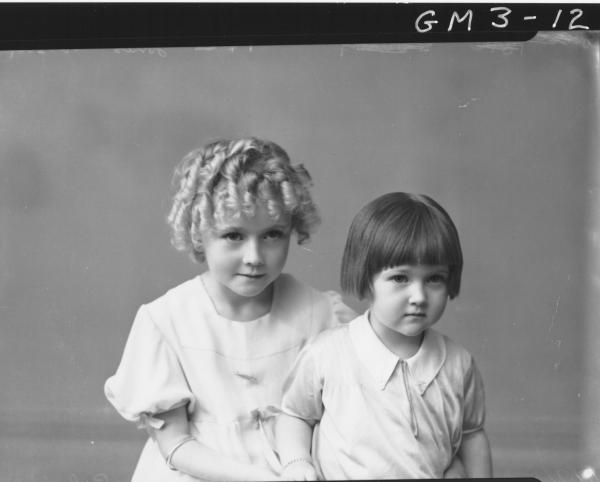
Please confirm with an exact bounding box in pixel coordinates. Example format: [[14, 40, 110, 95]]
[[280, 339, 326, 427], [323, 290, 357, 326], [104, 305, 195, 430], [462, 355, 486, 434]]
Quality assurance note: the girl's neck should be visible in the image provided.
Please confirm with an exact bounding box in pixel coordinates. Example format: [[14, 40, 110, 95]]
[[201, 272, 275, 322]]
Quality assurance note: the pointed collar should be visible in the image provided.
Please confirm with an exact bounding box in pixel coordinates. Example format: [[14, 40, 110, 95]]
[[348, 311, 447, 394]]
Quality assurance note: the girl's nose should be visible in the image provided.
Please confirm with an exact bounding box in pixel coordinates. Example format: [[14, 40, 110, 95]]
[[242, 239, 264, 266], [408, 282, 426, 305]]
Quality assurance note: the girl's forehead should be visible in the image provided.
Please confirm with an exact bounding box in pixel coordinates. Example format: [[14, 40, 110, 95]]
[[212, 207, 292, 231]]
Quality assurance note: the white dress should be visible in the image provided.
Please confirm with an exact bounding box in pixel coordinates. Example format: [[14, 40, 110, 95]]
[[104, 273, 355, 481]]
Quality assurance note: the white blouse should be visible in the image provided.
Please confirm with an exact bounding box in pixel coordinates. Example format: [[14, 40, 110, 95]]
[[281, 312, 486, 479], [105, 273, 355, 481]]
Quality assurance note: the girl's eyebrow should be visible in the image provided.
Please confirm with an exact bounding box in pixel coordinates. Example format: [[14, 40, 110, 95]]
[[211, 225, 244, 234], [264, 223, 290, 231], [212, 222, 290, 233], [383, 266, 411, 273]]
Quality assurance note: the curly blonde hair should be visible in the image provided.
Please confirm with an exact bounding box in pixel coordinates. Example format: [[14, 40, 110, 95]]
[[167, 138, 321, 263]]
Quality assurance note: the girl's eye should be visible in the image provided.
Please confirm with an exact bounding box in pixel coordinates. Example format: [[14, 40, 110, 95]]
[[390, 274, 409, 284], [427, 274, 448, 286], [222, 232, 244, 242], [264, 229, 285, 240]]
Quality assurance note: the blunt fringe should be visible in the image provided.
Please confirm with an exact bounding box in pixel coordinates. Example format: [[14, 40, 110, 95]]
[[340, 192, 463, 300]]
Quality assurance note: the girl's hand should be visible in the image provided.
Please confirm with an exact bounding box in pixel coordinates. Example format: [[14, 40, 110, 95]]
[[280, 460, 318, 481]]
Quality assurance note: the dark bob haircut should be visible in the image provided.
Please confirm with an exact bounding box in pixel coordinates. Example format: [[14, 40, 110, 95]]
[[340, 192, 463, 300]]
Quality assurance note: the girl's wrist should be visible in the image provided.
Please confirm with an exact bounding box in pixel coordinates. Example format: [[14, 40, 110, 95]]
[[281, 457, 314, 471], [165, 435, 196, 470]]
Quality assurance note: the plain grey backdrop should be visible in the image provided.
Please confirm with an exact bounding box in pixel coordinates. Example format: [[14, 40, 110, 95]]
[[1, 32, 599, 481]]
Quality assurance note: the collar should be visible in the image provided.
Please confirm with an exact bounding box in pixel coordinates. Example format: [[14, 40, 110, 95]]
[[348, 311, 446, 394]]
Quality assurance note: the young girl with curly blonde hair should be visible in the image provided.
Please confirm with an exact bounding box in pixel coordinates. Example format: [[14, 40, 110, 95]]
[[105, 138, 355, 481]]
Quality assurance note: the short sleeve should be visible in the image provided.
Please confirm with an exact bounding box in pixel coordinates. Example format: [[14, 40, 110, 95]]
[[280, 340, 326, 426], [104, 305, 194, 430], [323, 290, 357, 326], [462, 355, 485, 434]]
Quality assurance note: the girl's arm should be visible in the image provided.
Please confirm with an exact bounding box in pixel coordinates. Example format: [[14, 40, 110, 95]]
[[457, 429, 493, 477], [275, 413, 317, 481], [152, 406, 278, 481]]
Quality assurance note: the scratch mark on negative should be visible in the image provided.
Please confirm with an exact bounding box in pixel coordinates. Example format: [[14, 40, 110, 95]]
[[471, 43, 523, 55], [549, 296, 560, 332], [347, 44, 433, 54], [534, 31, 596, 49], [458, 97, 479, 108]]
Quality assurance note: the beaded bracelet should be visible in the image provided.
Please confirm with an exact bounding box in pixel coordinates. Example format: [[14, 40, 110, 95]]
[[165, 435, 196, 470], [281, 457, 314, 471]]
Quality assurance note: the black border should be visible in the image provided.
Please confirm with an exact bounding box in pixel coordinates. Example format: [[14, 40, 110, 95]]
[[3, 3, 600, 50], [0, 3, 593, 482]]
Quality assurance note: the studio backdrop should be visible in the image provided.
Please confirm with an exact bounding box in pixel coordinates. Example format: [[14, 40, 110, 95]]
[[0, 32, 598, 481]]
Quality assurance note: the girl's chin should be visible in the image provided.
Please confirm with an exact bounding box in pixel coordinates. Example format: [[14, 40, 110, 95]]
[[391, 323, 429, 339], [229, 278, 274, 297]]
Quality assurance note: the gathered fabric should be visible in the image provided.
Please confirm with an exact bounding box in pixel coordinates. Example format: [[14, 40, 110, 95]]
[[104, 273, 356, 481]]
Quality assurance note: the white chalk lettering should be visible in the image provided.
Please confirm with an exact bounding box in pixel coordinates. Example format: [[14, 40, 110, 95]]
[[569, 9, 589, 30], [415, 10, 438, 33], [552, 9, 562, 28], [413, 6, 591, 34], [448, 10, 473, 32], [490, 7, 511, 28]]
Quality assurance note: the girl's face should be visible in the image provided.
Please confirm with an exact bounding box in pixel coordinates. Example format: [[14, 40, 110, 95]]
[[369, 264, 449, 346], [201, 202, 292, 304]]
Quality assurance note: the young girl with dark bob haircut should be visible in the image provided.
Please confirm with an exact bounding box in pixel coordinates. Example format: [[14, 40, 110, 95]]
[[341, 192, 463, 300], [277, 192, 492, 480]]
